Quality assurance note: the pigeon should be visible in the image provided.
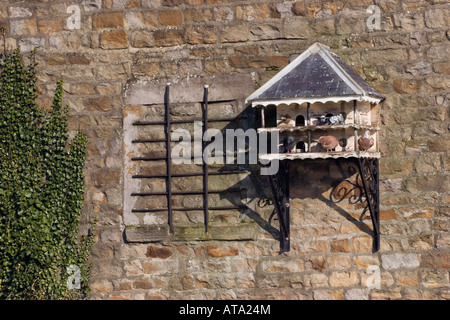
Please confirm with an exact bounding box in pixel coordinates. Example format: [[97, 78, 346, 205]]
[[314, 135, 339, 152], [329, 114, 344, 125], [277, 115, 293, 128], [283, 136, 296, 153], [319, 115, 330, 125], [358, 131, 374, 151]]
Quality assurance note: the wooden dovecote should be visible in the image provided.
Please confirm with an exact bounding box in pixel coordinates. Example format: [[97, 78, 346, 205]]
[[246, 43, 385, 253], [246, 42, 385, 161]]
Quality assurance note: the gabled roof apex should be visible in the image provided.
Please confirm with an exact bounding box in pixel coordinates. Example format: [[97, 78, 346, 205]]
[[246, 42, 385, 106]]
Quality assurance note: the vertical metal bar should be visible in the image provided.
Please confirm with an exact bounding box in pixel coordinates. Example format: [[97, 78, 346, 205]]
[[353, 100, 358, 151], [165, 83, 173, 233], [307, 102, 311, 152], [282, 161, 290, 253], [202, 85, 209, 233], [373, 158, 380, 251]]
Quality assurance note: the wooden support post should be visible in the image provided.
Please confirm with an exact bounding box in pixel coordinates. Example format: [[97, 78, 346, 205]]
[[261, 107, 265, 128]]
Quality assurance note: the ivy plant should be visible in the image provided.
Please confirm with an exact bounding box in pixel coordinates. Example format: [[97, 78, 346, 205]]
[[0, 37, 95, 299]]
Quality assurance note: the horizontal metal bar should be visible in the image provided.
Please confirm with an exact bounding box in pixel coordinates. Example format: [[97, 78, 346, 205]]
[[131, 156, 167, 161], [132, 117, 246, 126], [131, 188, 244, 196], [132, 137, 203, 144], [131, 205, 247, 213], [132, 170, 247, 179], [132, 151, 249, 161]]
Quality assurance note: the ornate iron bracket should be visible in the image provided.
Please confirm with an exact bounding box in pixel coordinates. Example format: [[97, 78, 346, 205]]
[[266, 158, 380, 254], [356, 157, 380, 252], [267, 160, 290, 253]]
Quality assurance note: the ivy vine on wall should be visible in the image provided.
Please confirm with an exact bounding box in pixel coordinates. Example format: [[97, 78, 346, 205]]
[[0, 29, 95, 299]]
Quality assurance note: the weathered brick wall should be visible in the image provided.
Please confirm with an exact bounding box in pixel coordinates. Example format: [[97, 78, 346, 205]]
[[0, 0, 448, 300]]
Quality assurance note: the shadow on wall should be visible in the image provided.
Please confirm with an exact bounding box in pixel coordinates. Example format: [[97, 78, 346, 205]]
[[216, 105, 375, 246]]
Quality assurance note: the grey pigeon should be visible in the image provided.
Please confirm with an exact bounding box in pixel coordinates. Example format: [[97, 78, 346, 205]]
[[283, 136, 296, 153], [329, 114, 344, 125], [358, 131, 374, 151], [315, 135, 339, 152]]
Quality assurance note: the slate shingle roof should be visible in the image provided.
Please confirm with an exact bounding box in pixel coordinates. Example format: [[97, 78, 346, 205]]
[[246, 42, 385, 105]]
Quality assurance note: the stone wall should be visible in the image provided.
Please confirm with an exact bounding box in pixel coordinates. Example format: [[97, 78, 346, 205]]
[[0, 0, 448, 300]]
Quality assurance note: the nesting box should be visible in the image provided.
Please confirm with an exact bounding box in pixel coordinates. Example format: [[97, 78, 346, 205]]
[[246, 42, 385, 161]]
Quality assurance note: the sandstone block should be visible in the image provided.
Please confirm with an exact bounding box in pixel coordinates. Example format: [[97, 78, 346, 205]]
[[351, 236, 373, 253], [9, 6, 33, 18], [283, 17, 310, 39], [154, 29, 184, 47], [329, 271, 359, 287], [425, 8, 450, 29], [220, 23, 251, 43], [292, 1, 306, 16], [185, 25, 217, 44], [236, 4, 271, 21], [345, 288, 369, 300], [126, 11, 158, 28], [101, 30, 129, 49], [207, 245, 239, 257], [10, 19, 37, 36], [381, 253, 421, 270], [213, 6, 233, 22], [92, 169, 121, 186], [146, 245, 173, 259], [86, 96, 111, 112], [68, 54, 90, 65], [184, 8, 212, 23], [132, 62, 159, 77], [133, 277, 154, 290], [91, 279, 114, 293], [262, 259, 304, 272], [38, 18, 62, 34], [159, 10, 183, 26], [330, 239, 350, 253], [93, 11, 125, 29]]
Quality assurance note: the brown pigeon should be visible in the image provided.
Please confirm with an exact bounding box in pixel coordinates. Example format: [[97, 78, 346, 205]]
[[277, 115, 294, 128], [315, 135, 339, 152], [358, 131, 374, 151]]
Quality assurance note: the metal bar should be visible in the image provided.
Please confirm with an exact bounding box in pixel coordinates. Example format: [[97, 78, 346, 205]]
[[131, 156, 167, 161], [132, 170, 247, 179], [203, 85, 209, 233], [307, 102, 311, 152], [132, 152, 249, 161], [165, 83, 173, 233], [132, 205, 247, 213], [131, 188, 244, 196], [283, 161, 290, 252], [132, 137, 203, 144], [133, 117, 246, 126], [354, 100, 358, 151], [356, 158, 380, 252]]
